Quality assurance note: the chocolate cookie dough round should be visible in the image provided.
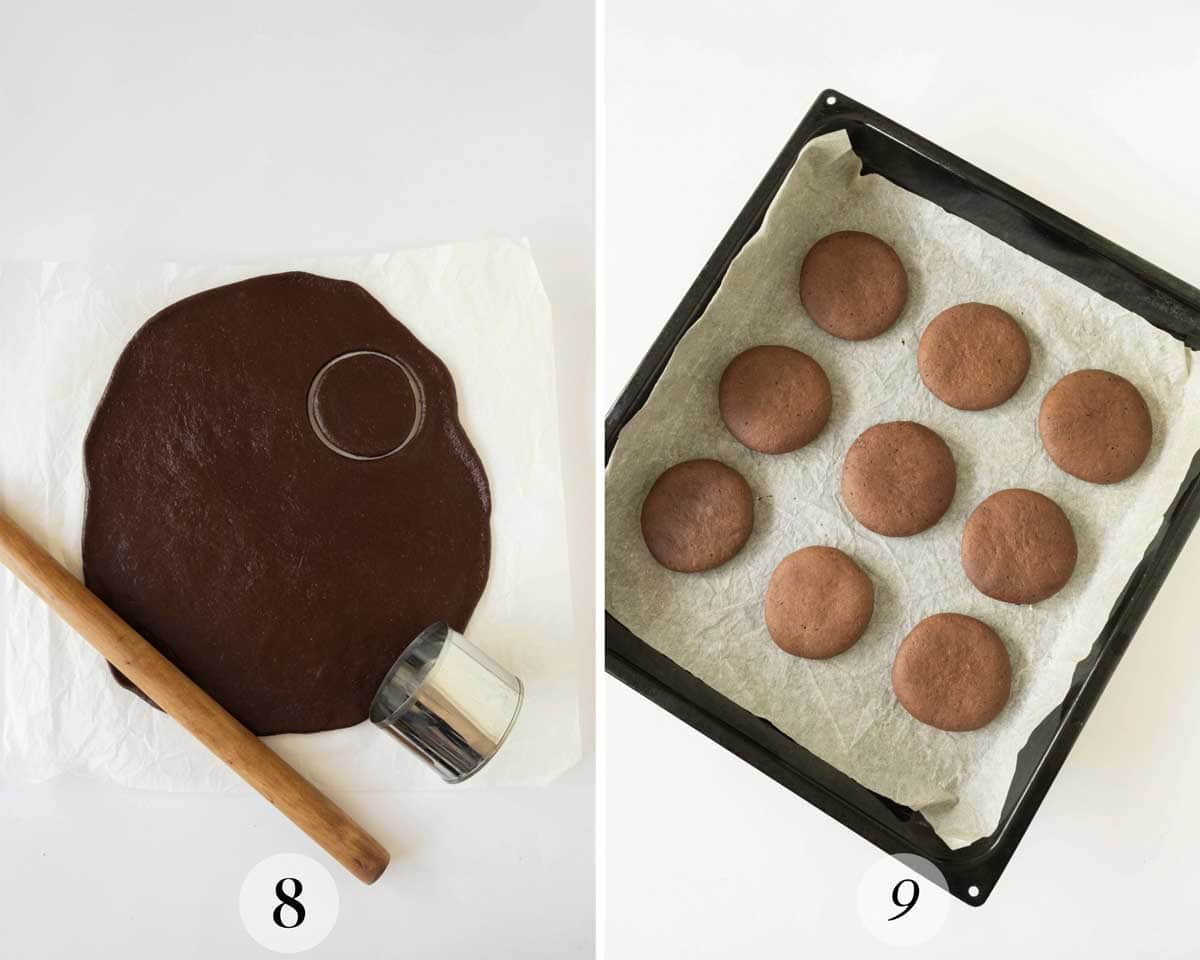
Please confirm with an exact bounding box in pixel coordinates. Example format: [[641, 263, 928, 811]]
[[641, 459, 754, 573], [799, 231, 908, 341], [718, 345, 832, 454], [841, 421, 956, 536], [764, 547, 874, 659], [82, 272, 492, 736], [1039, 369, 1153, 484], [892, 613, 1012, 732], [918, 302, 1030, 410], [961, 489, 1077, 604]]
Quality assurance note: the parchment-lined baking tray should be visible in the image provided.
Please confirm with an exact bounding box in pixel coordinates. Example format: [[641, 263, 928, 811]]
[[604, 90, 1200, 906]]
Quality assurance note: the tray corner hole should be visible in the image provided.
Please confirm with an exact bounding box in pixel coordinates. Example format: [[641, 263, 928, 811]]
[[825, 95, 837, 106], [967, 884, 981, 899]]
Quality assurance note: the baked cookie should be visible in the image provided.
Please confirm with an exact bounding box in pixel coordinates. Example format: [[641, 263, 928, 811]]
[[718, 345, 832, 454], [640, 459, 754, 572], [841, 421, 956, 536], [918, 302, 1030, 410], [1039, 369, 1152, 484], [892, 613, 1012, 732], [764, 546, 874, 659], [961, 488, 1076, 604], [799, 231, 908, 341]]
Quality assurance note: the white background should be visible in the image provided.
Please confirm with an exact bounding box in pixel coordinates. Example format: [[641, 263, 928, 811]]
[[604, 1, 1200, 957], [0, 2, 593, 958]]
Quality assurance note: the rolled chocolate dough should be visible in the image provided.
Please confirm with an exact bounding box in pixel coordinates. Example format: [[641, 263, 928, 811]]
[[82, 272, 491, 736]]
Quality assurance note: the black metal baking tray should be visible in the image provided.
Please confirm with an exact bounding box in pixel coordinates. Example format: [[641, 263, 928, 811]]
[[604, 89, 1200, 907]]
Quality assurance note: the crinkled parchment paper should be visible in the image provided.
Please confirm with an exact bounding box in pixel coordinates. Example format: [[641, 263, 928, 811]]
[[0, 238, 580, 792], [605, 131, 1200, 848]]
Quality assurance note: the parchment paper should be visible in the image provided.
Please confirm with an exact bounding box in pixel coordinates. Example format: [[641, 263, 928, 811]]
[[0, 238, 581, 792], [605, 131, 1200, 848]]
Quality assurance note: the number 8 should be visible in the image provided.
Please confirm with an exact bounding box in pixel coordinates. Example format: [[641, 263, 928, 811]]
[[273, 877, 306, 929]]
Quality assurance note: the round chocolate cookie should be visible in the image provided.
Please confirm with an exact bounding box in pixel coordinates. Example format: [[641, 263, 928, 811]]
[[961, 488, 1077, 604], [718, 345, 832, 454], [917, 302, 1030, 410], [641, 459, 754, 573], [764, 547, 874, 659], [892, 613, 1012, 732], [841, 421, 956, 536], [1039, 369, 1152, 484], [798, 231, 908, 341]]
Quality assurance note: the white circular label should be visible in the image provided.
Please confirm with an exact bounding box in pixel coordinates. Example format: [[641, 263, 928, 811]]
[[239, 853, 340, 953], [856, 853, 951, 945]]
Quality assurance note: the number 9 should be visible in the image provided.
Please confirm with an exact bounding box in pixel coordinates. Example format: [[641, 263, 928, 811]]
[[887, 877, 919, 921]]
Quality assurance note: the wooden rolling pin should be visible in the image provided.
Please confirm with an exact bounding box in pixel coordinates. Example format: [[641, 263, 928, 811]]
[[0, 509, 390, 885]]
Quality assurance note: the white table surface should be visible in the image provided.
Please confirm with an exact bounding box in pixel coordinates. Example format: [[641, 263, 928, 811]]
[[0, 3, 594, 958], [604, 2, 1200, 956]]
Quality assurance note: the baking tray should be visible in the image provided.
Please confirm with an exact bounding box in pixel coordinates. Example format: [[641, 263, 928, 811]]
[[604, 89, 1200, 907]]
